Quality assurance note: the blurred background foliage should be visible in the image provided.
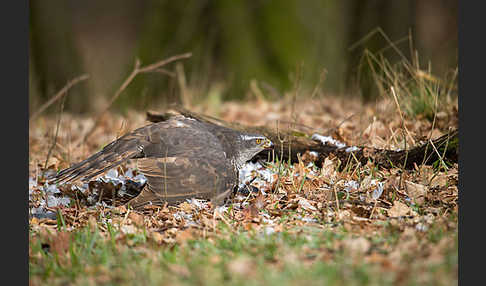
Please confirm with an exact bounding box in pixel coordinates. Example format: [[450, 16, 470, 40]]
[[29, 0, 458, 115]]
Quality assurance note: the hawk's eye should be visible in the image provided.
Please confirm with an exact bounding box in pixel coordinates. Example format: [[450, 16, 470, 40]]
[[255, 138, 262, 145]]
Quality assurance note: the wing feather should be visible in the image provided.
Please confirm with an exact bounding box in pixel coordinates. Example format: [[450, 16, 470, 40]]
[[132, 152, 235, 205], [51, 115, 238, 206]]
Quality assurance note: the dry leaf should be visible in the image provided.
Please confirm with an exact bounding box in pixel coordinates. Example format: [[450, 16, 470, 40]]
[[298, 198, 317, 211], [121, 224, 137, 235], [321, 157, 337, 181], [363, 120, 388, 138], [150, 231, 164, 244], [337, 210, 351, 220], [179, 202, 193, 213], [176, 228, 194, 244], [242, 204, 259, 222], [253, 192, 266, 209], [51, 231, 70, 256], [273, 224, 284, 233], [112, 205, 127, 214], [388, 201, 410, 217], [429, 129, 443, 140], [128, 212, 145, 227], [429, 174, 448, 189], [343, 237, 371, 254], [405, 181, 427, 205]]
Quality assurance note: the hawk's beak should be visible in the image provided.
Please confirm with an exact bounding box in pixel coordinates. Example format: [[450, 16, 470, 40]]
[[263, 139, 274, 149]]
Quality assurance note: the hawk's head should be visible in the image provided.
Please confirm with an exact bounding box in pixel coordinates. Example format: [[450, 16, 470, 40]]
[[234, 134, 273, 167]]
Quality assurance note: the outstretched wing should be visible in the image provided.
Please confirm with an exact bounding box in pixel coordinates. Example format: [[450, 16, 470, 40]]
[[51, 115, 237, 207], [52, 130, 150, 184], [51, 116, 207, 184]]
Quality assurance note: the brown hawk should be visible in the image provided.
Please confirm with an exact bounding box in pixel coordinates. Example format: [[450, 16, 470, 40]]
[[51, 115, 273, 209]]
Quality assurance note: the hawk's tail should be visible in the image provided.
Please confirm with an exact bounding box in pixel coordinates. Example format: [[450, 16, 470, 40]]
[[50, 133, 145, 184]]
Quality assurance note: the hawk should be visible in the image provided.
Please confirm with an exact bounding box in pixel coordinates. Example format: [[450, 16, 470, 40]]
[[52, 115, 273, 209]]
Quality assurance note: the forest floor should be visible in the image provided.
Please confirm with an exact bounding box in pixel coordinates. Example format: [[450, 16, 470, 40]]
[[29, 93, 458, 286]]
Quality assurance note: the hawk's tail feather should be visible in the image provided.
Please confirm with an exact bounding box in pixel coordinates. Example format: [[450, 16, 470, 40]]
[[50, 136, 144, 184]]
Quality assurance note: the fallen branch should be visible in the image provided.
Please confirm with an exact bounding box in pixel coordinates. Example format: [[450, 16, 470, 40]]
[[30, 74, 90, 121]]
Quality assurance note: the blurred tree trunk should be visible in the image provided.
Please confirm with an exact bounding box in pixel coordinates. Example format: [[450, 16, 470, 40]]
[[131, 0, 346, 105], [28, 0, 458, 114], [343, 0, 457, 101], [343, 0, 413, 100], [29, 0, 87, 114]]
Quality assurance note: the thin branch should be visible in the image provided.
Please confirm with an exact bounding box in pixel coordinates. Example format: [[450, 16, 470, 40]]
[[429, 138, 449, 171], [30, 74, 90, 121], [78, 52, 192, 146], [44, 94, 66, 170], [138, 53, 192, 73], [153, 68, 176, 77], [390, 86, 415, 146]]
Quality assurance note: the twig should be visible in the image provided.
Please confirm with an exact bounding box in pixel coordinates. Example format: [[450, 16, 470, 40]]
[[333, 184, 340, 213], [290, 61, 303, 123], [30, 74, 90, 121], [349, 27, 409, 66], [325, 112, 359, 135], [310, 68, 327, 99], [274, 120, 286, 194], [175, 62, 189, 107], [275, 111, 358, 138], [369, 199, 378, 219], [214, 209, 235, 233], [44, 95, 66, 170], [78, 52, 192, 146], [428, 138, 449, 171], [390, 86, 415, 146], [421, 88, 440, 167]]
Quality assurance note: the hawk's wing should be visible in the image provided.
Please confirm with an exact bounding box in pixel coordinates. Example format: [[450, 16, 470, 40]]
[[52, 116, 217, 181], [52, 128, 152, 184], [52, 116, 237, 205]]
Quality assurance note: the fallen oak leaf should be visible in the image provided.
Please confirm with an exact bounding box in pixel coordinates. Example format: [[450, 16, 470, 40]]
[[298, 198, 317, 211], [128, 212, 145, 227], [387, 200, 410, 217], [404, 181, 427, 205], [429, 173, 448, 189], [150, 231, 164, 245], [175, 228, 194, 244], [242, 204, 259, 221], [253, 192, 266, 209]]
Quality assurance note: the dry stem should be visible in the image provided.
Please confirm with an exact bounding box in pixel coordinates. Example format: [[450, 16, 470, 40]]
[[77, 52, 192, 146], [30, 74, 90, 121]]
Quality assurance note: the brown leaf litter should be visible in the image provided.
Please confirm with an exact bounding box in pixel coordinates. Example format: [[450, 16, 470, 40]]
[[29, 95, 458, 277]]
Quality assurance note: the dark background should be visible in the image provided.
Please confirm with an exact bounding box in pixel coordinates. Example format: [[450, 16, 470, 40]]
[[29, 0, 458, 114]]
